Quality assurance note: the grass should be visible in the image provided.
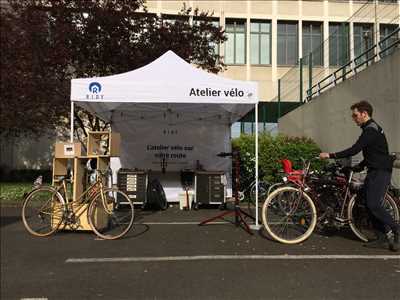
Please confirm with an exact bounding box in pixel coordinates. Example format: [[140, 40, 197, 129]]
[[0, 182, 33, 206]]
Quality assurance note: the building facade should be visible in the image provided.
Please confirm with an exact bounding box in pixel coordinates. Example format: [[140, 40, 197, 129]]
[[145, 0, 399, 104]]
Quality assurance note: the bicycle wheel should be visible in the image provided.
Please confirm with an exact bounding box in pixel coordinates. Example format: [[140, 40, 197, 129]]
[[246, 181, 269, 216], [348, 192, 400, 242], [262, 186, 317, 244], [22, 186, 64, 237], [88, 188, 134, 240]]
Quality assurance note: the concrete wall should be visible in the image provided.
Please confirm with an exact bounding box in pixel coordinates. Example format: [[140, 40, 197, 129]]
[[279, 49, 400, 185]]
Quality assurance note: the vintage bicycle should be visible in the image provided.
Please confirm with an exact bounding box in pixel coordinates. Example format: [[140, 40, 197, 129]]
[[22, 167, 134, 240], [261, 158, 399, 244], [238, 175, 270, 215]]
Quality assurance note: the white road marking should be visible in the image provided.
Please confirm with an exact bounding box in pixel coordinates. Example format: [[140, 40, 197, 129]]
[[134, 221, 229, 225], [66, 254, 400, 263]]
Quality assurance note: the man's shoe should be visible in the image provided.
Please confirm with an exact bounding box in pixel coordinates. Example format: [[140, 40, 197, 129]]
[[389, 228, 399, 252], [363, 234, 389, 250]]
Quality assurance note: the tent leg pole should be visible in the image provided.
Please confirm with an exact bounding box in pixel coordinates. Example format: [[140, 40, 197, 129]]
[[250, 102, 262, 230], [70, 101, 74, 143]]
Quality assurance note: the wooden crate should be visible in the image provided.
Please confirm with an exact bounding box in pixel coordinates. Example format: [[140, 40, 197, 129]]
[[87, 131, 120, 156], [55, 142, 82, 158]]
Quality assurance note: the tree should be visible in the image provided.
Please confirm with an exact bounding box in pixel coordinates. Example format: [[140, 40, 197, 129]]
[[0, 0, 226, 139]]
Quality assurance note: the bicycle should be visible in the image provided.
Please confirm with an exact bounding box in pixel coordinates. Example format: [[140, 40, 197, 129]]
[[238, 177, 270, 216], [21, 167, 135, 240], [261, 158, 399, 244]]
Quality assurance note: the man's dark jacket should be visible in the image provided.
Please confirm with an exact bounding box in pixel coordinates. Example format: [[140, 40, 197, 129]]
[[330, 119, 393, 171]]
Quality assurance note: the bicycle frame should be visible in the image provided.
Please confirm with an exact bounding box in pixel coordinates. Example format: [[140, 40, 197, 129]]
[[280, 160, 357, 225], [54, 170, 110, 224]]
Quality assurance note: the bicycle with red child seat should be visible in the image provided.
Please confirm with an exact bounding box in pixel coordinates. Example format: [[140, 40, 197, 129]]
[[261, 158, 399, 244]]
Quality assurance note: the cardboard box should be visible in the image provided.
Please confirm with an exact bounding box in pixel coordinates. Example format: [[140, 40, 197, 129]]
[[55, 142, 82, 158]]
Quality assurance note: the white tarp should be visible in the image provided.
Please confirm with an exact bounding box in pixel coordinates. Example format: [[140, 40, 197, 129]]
[[71, 50, 257, 105], [70, 51, 259, 220]]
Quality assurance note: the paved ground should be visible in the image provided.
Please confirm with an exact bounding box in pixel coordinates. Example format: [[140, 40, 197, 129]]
[[1, 205, 399, 300]]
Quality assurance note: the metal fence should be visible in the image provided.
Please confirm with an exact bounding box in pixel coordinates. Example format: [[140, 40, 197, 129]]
[[272, 1, 400, 109]]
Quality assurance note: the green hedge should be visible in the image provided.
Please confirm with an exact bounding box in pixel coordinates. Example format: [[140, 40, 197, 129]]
[[232, 133, 325, 186], [0, 182, 32, 205]]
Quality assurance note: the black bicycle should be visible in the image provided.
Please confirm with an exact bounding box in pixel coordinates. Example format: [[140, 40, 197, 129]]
[[262, 159, 400, 244]]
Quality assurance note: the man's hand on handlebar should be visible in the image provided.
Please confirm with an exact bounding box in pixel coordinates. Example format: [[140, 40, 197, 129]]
[[319, 152, 330, 159]]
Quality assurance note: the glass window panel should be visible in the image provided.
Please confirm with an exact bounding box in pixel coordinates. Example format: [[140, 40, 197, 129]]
[[225, 33, 235, 64], [277, 35, 285, 65], [303, 35, 311, 56], [278, 21, 298, 65], [303, 22, 322, 66], [236, 33, 245, 64], [250, 34, 259, 64], [312, 23, 322, 35], [250, 22, 259, 32], [329, 24, 337, 35], [329, 23, 349, 66], [226, 19, 247, 64], [314, 47, 323, 66], [250, 21, 271, 64], [260, 34, 270, 64], [312, 35, 321, 51], [236, 23, 245, 33], [231, 123, 241, 138], [260, 23, 270, 33], [354, 24, 362, 35], [278, 23, 286, 34], [329, 38, 338, 66], [225, 24, 235, 32], [244, 122, 253, 134], [287, 36, 298, 65], [379, 24, 399, 57], [287, 23, 297, 34]]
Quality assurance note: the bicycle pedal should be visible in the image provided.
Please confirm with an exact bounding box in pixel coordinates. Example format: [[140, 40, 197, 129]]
[[334, 216, 346, 222]]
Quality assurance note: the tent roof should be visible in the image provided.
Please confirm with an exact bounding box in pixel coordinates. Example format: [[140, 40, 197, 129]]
[[70, 50, 258, 124]]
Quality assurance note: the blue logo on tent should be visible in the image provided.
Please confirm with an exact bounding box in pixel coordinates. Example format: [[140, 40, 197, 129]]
[[89, 82, 102, 94]]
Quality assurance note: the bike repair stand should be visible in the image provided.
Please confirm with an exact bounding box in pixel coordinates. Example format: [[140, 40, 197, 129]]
[[198, 150, 255, 235]]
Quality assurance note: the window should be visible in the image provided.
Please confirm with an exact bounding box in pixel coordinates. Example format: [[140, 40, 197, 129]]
[[277, 21, 298, 65], [250, 20, 271, 65], [329, 22, 350, 66], [193, 18, 220, 55], [380, 24, 399, 57], [225, 19, 246, 65], [353, 23, 374, 64], [302, 22, 323, 66]]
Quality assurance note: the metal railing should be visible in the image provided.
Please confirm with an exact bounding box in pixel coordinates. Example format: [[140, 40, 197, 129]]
[[306, 27, 399, 101], [271, 1, 399, 112]]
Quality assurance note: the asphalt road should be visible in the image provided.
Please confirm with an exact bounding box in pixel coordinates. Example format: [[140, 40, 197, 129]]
[[1, 206, 399, 300]]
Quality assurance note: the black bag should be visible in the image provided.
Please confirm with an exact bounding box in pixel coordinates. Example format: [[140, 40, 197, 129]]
[[144, 179, 168, 210]]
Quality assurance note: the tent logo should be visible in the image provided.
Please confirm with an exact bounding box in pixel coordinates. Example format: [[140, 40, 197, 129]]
[[89, 82, 102, 93], [86, 82, 104, 100]]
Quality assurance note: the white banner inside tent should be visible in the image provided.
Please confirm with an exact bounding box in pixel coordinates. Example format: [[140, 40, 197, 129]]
[[70, 50, 261, 227]]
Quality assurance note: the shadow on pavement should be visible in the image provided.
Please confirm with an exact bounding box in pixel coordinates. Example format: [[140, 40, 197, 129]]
[[0, 216, 21, 228]]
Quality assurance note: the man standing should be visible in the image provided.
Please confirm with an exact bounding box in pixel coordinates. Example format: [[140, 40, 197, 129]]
[[320, 100, 399, 252]]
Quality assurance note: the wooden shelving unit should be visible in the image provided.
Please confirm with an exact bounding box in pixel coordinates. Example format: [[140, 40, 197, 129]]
[[87, 131, 120, 156], [51, 131, 119, 231]]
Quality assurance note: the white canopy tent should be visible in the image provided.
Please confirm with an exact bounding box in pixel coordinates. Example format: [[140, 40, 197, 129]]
[[70, 50, 261, 227]]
